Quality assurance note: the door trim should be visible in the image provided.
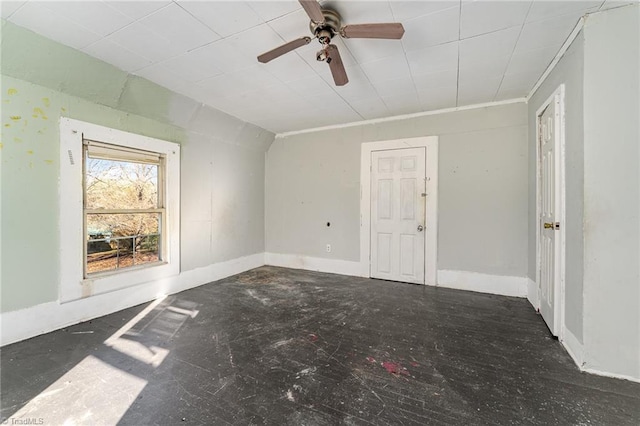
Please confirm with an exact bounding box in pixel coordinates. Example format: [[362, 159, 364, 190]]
[[535, 84, 566, 338], [360, 137, 439, 285]]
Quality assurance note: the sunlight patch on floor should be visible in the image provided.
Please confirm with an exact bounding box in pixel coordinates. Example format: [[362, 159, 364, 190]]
[[9, 354, 147, 425], [6, 295, 200, 425]]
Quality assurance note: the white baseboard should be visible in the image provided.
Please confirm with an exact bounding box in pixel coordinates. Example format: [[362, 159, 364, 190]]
[[527, 277, 539, 310], [265, 252, 364, 277], [436, 270, 528, 298], [561, 325, 584, 368], [582, 366, 640, 383], [0, 253, 265, 347]]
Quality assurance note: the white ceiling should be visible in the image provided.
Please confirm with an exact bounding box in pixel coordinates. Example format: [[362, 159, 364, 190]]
[[1, 0, 629, 133]]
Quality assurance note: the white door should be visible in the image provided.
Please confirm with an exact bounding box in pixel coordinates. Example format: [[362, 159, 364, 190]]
[[539, 101, 560, 335], [370, 148, 426, 284]]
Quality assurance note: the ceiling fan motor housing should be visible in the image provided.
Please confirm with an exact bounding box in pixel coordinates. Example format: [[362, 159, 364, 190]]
[[309, 9, 342, 43]]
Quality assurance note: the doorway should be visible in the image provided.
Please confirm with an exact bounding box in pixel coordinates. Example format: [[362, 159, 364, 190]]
[[536, 85, 566, 337], [360, 137, 438, 285]]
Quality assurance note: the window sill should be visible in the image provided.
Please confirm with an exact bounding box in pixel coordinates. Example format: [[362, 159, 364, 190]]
[[60, 261, 179, 304], [85, 260, 168, 280]]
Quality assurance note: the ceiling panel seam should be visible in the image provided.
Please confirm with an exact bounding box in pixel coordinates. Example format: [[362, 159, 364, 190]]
[[494, 1, 535, 102]]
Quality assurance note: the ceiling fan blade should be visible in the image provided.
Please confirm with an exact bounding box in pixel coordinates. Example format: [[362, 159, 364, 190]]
[[326, 44, 348, 86], [299, 0, 325, 24], [257, 36, 312, 63], [341, 23, 405, 39]]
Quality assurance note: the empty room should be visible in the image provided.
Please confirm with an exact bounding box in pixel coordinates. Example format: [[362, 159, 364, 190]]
[[1, 0, 639, 424]]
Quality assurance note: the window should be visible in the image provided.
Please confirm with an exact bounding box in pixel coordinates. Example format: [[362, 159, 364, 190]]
[[60, 119, 180, 303], [84, 141, 165, 277]]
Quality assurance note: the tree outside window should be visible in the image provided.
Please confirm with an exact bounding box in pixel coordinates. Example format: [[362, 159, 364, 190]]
[[83, 141, 165, 276]]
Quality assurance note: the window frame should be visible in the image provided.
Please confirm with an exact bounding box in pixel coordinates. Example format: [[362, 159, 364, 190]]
[[83, 141, 166, 278], [60, 118, 180, 303]]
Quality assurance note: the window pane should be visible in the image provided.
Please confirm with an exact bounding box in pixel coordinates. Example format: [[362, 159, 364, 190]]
[[86, 213, 161, 275], [85, 156, 159, 210]]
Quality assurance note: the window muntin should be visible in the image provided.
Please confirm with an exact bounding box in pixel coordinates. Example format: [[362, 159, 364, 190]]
[[83, 140, 166, 277]]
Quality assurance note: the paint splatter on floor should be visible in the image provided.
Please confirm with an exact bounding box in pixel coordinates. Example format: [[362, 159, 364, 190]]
[[381, 361, 410, 376], [366, 356, 376, 363], [308, 333, 318, 342]]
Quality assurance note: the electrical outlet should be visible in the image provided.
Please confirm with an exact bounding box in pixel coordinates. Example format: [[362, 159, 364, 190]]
[[326, 244, 331, 253]]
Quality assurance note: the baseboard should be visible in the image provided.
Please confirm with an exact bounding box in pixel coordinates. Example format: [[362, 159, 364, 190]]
[[561, 325, 584, 368], [265, 252, 364, 277], [582, 366, 640, 383], [527, 277, 539, 310], [436, 270, 528, 298], [0, 253, 265, 347], [562, 321, 640, 383]]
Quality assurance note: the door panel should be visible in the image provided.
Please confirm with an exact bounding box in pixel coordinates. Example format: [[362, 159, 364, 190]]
[[377, 180, 393, 219], [400, 179, 416, 220], [399, 234, 415, 276], [377, 233, 392, 273], [370, 148, 426, 284], [539, 101, 559, 335]]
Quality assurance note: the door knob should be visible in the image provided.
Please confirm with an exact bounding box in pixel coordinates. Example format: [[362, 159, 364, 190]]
[[544, 222, 553, 229], [417, 225, 424, 232]]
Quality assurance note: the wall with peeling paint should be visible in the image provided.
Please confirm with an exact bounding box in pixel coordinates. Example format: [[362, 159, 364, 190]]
[[265, 103, 529, 279], [0, 20, 274, 314]]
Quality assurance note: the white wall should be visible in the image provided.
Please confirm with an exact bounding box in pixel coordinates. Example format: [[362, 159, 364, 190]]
[[181, 109, 271, 272], [528, 31, 585, 343], [528, 4, 640, 381], [265, 103, 529, 287], [582, 4, 640, 379]]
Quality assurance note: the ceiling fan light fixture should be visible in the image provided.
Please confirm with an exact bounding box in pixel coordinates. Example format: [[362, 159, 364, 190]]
[[316, 48, 330, 62]]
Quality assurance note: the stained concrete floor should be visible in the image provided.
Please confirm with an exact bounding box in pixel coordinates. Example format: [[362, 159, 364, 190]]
[[2, 266, 639, 425]]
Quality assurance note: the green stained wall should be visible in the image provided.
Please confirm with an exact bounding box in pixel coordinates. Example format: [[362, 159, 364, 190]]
[[1, 19, 187, 140], [1, 20, 273, 313], [0, 79, 63, 312], [0, 76, 187, 312]]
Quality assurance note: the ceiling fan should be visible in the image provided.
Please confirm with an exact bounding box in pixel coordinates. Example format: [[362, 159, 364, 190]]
[[257, 0, 405, 86]]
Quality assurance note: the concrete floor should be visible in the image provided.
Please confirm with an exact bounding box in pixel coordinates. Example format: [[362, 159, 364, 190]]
[[2, 266, 639, 425]]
